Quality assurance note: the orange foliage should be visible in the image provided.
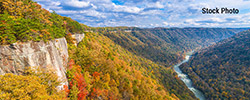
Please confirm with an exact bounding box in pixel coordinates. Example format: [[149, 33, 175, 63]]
[[92, 72, 100, 78], [64, 85, 70, 96], [67, 59, 88, 100], [74, 73, 88, 100], [90, 88, 102, 98]]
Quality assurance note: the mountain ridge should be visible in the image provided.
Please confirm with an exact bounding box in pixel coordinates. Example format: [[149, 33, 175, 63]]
[[96, 27, 246, 66], [180, 29, 250, 99]]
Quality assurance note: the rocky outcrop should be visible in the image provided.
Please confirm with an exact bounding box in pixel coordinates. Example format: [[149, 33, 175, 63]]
[[0, 38, 68, 89], [72, 33, 85, 46], [0, 34, 84, 89]]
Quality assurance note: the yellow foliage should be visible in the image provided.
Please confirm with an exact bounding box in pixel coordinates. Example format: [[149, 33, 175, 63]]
[[67, 32, 180, 99], [0, 68, 66, 100]]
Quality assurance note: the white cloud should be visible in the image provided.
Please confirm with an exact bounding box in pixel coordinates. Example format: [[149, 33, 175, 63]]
[[35, 0, 62, 10], [155, 2, 165, 8], [163, 22, 168, 25], [146, 1, 165, 8], [91, 4, 97, 9], [79, 10, 106, 18], [140, 10, 162, 15], [112, 3, 143, 13], [56, 10, 78, 14], [64, 0, 90, 8]]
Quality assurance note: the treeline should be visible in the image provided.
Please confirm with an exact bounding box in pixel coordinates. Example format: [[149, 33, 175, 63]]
[[0, 0, 87, 45], [180, 30, 250, 99]]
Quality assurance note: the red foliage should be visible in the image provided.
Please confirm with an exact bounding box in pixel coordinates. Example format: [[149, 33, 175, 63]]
[[69, 81, 73, 87], [64, 85, 70, 96], [74, 73, 88, 100], [90, 88, 102, 98], [92, 72, 100, 78], [67, 59, 88, 100]]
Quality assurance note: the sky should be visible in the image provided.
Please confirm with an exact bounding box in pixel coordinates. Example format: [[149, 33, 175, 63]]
[[34, 0, 250, 28]]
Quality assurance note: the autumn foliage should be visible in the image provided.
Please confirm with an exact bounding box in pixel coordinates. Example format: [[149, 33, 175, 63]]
[[0, 0, 201, 99], [65, 31, 188, 100], [0, 0, 86, 45], [180, 31, 250, 99], [65, 59, 87, 100], [0, 68, 65, 99]]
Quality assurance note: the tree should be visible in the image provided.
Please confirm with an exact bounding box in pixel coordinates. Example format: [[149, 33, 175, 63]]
[[0, 67, 66, 99]]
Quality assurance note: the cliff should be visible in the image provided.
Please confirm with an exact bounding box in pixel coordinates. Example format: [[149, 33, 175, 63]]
[[0, 34, 84, 89]]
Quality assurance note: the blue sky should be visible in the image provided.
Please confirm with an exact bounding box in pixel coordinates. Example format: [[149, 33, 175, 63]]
[[34, 0, 250, 28]]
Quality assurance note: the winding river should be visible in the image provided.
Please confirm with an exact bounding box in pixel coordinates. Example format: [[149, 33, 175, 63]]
[[173, 53, 206, 100]]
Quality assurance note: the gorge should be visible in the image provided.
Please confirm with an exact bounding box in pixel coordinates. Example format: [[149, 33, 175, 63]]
[[0, 0, 249, 99]]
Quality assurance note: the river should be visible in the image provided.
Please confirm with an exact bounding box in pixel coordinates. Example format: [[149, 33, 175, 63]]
[[173, 53, 206, 100]]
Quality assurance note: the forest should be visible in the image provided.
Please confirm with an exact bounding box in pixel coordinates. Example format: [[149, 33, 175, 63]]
[[180, 30, 250, 99], [65, 31, 197, 99], [1, 0, 249, 99], [95, 27, 242, 66], [0, 0, 86, 45]]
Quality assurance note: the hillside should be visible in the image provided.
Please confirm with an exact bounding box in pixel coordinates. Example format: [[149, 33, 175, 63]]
[[66, 32, 198, 99], [95, 27, 244, 66], [180, 30, 250, 99], [0, 0, 87, 45]]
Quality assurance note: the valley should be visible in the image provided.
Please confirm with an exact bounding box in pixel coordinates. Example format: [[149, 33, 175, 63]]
[[180, 30, 250, 99], [0, 0, 249, 99]]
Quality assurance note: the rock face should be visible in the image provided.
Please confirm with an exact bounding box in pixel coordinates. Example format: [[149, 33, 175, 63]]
[[72, 33, 85, 46], [0, 34, 84, 89], [0, 38, 68, 89]]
